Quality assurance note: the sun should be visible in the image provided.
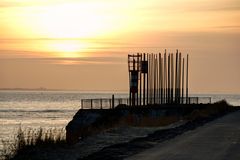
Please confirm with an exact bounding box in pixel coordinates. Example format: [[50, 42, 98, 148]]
[[11, 1, 127, 58], [48, 40, 88, 58], [26, 3, 113, 58]]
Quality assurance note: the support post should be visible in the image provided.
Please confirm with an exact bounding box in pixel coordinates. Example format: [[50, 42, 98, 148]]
[[171, 54, 174, 104], [147, 54, 149, 105], [91, 99, 93, 109], [182, 58, 185, 104], [161, 57, 163, 104], [136, 55, 139, 106], [168, 54, 170, 104], [159, 53, 161, 104], [112, 94, 115, 109], [179, 53, 182, 104], [154, 55, 156, 104], [143, 53, 146, 106], [139, 54, 142, 106], [81, 100, 83, 109], [164, 51, 166, 104], [175, 50, 178, 103], [186, 54, 189, 104]]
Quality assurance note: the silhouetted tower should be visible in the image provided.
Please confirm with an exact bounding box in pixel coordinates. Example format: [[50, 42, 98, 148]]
[[128, 54, 142, 106], [128, 50, 189, 106]]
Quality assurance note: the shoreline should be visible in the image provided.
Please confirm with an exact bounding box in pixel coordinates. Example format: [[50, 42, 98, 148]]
[[3, 101, 238, 160]]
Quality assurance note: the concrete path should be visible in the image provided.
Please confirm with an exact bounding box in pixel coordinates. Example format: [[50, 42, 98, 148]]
[[127, 111, 240, 160]]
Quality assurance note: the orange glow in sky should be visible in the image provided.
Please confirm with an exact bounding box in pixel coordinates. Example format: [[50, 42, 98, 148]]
[[0, 0, 240, 93]]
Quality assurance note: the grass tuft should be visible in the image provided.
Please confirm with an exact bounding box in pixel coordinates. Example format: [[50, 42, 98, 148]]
[[1, 127, 66, 160]]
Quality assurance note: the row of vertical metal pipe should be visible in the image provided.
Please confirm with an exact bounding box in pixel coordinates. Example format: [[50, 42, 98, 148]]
[[128, 50, 189, 106]]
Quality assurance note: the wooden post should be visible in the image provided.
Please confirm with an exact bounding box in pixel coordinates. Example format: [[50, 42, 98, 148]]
[[81, 100, 83, 109], [171, 54, 174, 103], [128, 55, 131, 107], [143, 53, 146, 106], [156, 55, 158, 104], [155, 55, 158, 104], [161, 57, 163, 104], [139, 54, 142, 106], [175, 50, 178, 103], [182, 58, 185, 104], [168, 54, 170, 104], [179, 52, 182, 104], [91, 99, 93, 109], [136, 54, 139, 106], [186, 54, 189, 104], [159, 53, 161, 104], [112, 94, 115, 109], [152, 54, 154, 104], [149, 54, 152, 104], [164, 51, 166, 104], [147, 54, 150, 105], [149, 54, 151, 104], [154, 55, 156, 104], [151, 53, 154, 104]]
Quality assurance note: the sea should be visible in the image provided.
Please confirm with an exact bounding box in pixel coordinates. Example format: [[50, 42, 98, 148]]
[[0, 90, 239, 158]]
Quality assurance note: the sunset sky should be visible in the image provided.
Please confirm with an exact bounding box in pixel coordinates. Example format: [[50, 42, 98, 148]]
[[0, 0, 240, 93]]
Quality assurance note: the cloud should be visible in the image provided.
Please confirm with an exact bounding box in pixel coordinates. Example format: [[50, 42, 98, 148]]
[[139, 0, 240, 13], [213, 25, 240, 29], [0, 56, 126, 66], [0, 0, 69, 8]]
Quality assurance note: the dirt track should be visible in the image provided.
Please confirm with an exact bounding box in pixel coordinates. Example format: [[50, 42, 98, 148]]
[[127, 110, 240, 160]]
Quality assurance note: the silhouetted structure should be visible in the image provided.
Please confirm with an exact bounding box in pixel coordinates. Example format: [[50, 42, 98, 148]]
[[80, 51, 212, 109], [128, 50, 189, 106]]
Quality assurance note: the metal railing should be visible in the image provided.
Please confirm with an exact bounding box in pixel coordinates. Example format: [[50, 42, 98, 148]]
[[81, 98, 129, 109], [80, 96, 211, 109], [147, 97, 211, 105]]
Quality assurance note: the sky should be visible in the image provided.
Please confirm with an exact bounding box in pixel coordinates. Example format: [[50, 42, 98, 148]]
[[0, 0, 240, 93]]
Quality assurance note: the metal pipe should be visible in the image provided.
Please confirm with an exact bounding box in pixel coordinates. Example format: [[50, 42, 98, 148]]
[[168, 54, 170, 104], [161, 57, 163, 104], [186, 54, 189, 104], [179, 52, 182, 103], [171, 54, 174, 103], [175, 50, 178, 103], [159, 53, 161, 104], [143, 53, 146, 106], [182, 58, 185, 104], [153, 54, 156, 104], [147, 54, 149, 105], [139, 54, 142, 106], [164, 51, 166, 104]]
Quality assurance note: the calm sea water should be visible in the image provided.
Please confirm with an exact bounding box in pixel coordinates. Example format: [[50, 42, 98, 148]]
[[0, 91, 127, 140], [0, 90, 239, 154]]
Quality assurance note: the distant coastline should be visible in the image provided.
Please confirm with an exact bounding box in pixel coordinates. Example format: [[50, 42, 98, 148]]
[[0, 87, 56, 91], [0, 88, 128, 93]]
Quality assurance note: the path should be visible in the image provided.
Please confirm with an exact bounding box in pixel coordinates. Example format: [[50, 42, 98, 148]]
[[127, 110, 240, 160]]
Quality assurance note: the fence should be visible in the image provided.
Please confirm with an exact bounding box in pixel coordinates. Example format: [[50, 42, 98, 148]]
[[81, 98, 129, 109], [147, 97, 211, 105], [80, 96, 211, 109]]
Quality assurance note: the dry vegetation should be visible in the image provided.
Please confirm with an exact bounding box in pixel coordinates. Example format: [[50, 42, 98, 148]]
[[185, 100, 234, 121], [1, 127, 66, 160]]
